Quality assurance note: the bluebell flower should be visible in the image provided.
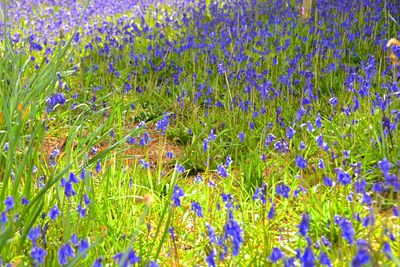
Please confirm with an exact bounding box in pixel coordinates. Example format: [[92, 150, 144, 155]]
[[71, 234, 79, 246], [316, 113, 322, 128], [393, 45, 400, 57], [4, 196, 14, 211], [267, 203, 275, 219], [58, 243, 75, 265], [382, 242, 392, 259], [46, 93, 66, 112], [286, 127, 295, 140], [393, 206, 399, 217], [176, 164, 185, 173], [80, 169, 86, 180], [238, 132, 245, 143], [114, 249, 140, 266], [298, 213, 310, 237], [78, 239, 89, 254], [265, 133, 276, 147], [225, 156, 233, 167], [28, 225, 41, 244], [49, 205, 60, 220], [168, 227, 175, 240], [166, 151, 174, 159], [276, 183, 290, 198], [95, 160, 102, 173], [224, 211, 243, 256], [295, 155, 307, 169], [354, 179, 366, 193], [155, 114, 170, 135], [172, 185, 184, 207], [3, 142, 9, 152], [307, 121, 315, 132], [318, 159, 325, 169], [73, 32, 80, 43], [336, 168, 352, 185], [1, 211, 7, 226], [31, 246, 47, 265], [203, 138, 209, 152], [284, 257, 296, 267], [335, 217, 355, 244], [206, 249, 216, 267], [217, 164, 228, 178], [270, 247, 284, 263], [92, 258, 103, 267], [21, 196, 30, 206], [63, 181, 76, 198], [84, 194, 91, 205], [299, 141, 306, 150], [147, 261, 159, 267], [319, 251, 332, 267], [191, 202, 204, 217], [77, 204, 87, 218], [352, 248, 370, 267], [139, 159, 150, 169], [301, 247, 315, 267], [252, 183, 267, 204], [69, 172, 79, 183]]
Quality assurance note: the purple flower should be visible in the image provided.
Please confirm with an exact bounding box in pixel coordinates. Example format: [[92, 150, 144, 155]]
[[95, 160, 102, 173], [28, 225, 41, 244], [224, 211, 244, 256], [206, 249, 216, 267], [335, 217, 355, 244], [172, 185, 184, 207], [69, 172, 79, 183], [176, 164, 185, 173], [238, 132, 245, 143], [295, 155, 307, 169], [155, 114, 170, 135], [336, 168, 352, 185], [63, 181, 76, 198], [31, 246, 47, 265], [92, 258, 103, 267], [46, 93, 66, 112], [217, 164, 228, 178], [77, 204, 87, 218], [270, 247, 284, 263], [286, 127, 295, 140], [318, 159, 325, 169], [79, 239, 90, 254], [139, 159, 150, 169], [58, 243, 75, 265], [166, 151, 174, 159], [382, 242, 392, 259], [352, 249, 370, 267], [392, 45, 400, 58], [191, 202, 204, 217], [21, 196, 30, 206], [49, 205, 60, 220], [168, 227, 175, 240], [276, 183, 290, 198], [301, 247, 315, 267], [225, 156, 233, 167], [298, 213, 310, 237], [393, 206, 399, 217], [114, 250, 140, 266], [267, 203, 275, 219], [253, 183, 267, 204], [318, 251, 332, 266], [4, 196, 14, 211]]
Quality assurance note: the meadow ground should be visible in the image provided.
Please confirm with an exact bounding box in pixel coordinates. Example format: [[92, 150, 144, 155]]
[[0, 0, 400, 266]]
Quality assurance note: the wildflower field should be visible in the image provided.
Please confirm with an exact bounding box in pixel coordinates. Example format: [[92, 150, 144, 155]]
[[0, 0, 400, 266]]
